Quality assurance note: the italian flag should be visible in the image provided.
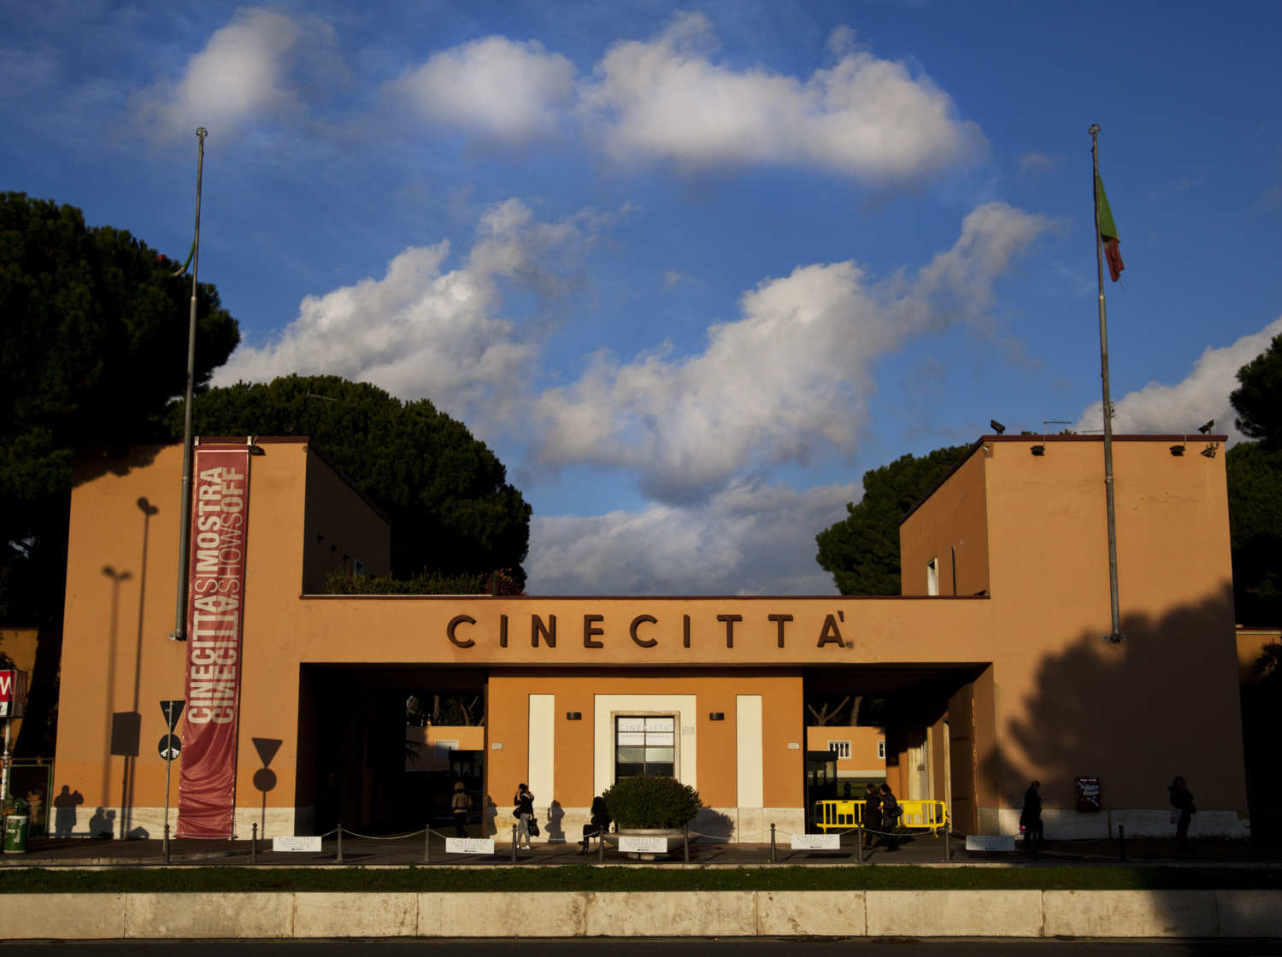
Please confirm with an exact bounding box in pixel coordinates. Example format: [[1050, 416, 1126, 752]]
[[1096, 175, 1125, 281]]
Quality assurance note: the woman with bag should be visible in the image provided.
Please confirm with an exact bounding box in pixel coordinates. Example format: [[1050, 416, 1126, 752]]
[[513, 783, 535, 849]]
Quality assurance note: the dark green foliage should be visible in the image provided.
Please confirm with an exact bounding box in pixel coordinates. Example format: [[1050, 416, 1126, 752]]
[[1, 864, 1279, 893], [1226, 442, 1282, 624], [182, 375, 530, 586], [815, 444, 972, 595], [602, 774, 702, 829], [0, 193, 239, 624], [324, 569, 521, 596], [1231, 333, 1282, 449]]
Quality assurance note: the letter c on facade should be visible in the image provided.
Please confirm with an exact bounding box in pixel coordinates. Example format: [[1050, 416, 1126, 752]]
[[447, 614, 477, 648], [629, 614, 658, 648]]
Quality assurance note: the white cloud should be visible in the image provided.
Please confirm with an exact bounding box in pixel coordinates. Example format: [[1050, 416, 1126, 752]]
[[215, 198, 607, 422], [532, 202, 1049, 501], [1018, 152, 1056, 174], [528, 479, 858, 594], [1074, 316, 1282, 441], [580, 13, 984, 182], [394, 36, 575, 144], [134, 7, 332, 141]]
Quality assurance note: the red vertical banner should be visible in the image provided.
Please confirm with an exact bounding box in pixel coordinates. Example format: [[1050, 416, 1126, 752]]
[[177, 444, 251, 838]]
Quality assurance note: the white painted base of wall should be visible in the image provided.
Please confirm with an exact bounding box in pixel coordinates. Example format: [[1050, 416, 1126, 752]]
[[495, 807, 806, 845], [983, 807, 1249, 840], [56, 806, 300, 841], [2, 890, 1279, 940]]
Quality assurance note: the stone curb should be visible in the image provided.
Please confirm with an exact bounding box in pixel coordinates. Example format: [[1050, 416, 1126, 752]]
[[0, 890, 1279, 939]]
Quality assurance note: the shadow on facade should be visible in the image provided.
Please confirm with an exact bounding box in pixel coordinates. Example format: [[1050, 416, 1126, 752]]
[[979, 584, 1250, 849]]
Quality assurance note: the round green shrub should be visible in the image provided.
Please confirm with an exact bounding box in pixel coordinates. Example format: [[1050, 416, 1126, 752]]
[[602, 775, 702, 829]]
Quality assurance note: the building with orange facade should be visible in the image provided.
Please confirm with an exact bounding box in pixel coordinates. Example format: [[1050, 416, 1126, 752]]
[[50, 433, 1250, 843]]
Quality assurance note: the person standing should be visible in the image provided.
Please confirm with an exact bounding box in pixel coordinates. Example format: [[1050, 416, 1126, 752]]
[[450, 781, 471, 838], [1020, 780, 1043, 851], [878, 783, 901, 850], [514, 783, 535, 849], [862, 782, 881, 838], [1168, 776, 1196, 851]]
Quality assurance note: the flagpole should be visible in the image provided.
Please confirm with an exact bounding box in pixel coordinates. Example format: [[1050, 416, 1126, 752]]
[[171, 126, 207, 643], [1090, 123, 1123, 643]]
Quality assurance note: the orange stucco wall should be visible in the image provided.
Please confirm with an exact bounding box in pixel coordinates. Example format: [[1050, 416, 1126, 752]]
[[805, 725, 885, 776], [488, 671, 803, 811], [50, 433, 1251, 839], [302, 453, 390, 593], [901, 447, 990, 597]]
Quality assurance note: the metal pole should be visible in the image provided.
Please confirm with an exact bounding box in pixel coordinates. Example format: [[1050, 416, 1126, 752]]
[[171, 127, 207, 642], [511, 824, 517, 863], [336, 821, 343, 863], [1118, 823, 1127, 862], [855, 828, 863, 865], [683, 824, 689, 864], [1, 719, 9, 811], [162, 746, 174, 863], [770, 822, 776, 864], [251, 822, 257, 864], [163, 823, 170, 865], [1090, 123, 1123, 644], [424, 823, 431, 864], [598, 828, 605, 864]]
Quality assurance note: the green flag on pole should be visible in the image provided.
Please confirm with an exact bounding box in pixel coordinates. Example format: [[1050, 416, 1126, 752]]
[[1095, 174, 1124, 281]]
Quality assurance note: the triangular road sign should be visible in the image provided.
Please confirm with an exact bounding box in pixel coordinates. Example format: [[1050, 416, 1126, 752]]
[[253, 737, 282, 767], [161, 699, 184, 731]]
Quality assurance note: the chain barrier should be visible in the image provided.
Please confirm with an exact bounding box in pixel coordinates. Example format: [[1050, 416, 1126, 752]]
[[148, 817, 953, 868]]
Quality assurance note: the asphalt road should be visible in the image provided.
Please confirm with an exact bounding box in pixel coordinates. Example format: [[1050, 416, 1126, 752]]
[[4, 941, 1281, 956]]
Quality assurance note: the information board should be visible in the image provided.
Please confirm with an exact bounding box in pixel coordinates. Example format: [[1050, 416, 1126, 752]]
[[445, 837, 495, 855], [618, 835, 669, 853], [272, 836, 322, 852], [791, 833, 841, 850]]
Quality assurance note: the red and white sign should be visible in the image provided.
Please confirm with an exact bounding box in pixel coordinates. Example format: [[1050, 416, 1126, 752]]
[[0, 669, 26, 718], [177, 444, 251, 839]]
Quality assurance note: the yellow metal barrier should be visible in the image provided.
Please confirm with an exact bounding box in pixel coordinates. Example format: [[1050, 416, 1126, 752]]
[[814, 799, 863, 831], [899, 799, 949, 835], [814, 798, 948, 834]]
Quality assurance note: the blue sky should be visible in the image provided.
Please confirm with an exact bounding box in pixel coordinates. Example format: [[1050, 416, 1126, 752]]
[[4, 1, 1280, 593]]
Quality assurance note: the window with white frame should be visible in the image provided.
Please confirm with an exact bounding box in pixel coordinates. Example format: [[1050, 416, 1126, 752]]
[[827, 740, 852, 760], [615, 715, 676, 779]]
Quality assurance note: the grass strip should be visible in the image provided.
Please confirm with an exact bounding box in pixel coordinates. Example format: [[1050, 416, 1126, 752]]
[[1, 865, 1280, 894]]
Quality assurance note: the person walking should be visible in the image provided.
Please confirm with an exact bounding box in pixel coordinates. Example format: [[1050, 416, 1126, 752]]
[[862, 782, 881, 842], [1168, 776, 1196, 852], [580, 795, 611, 854], [450, 781, 471, 838], [514, 783, 535, 849], [1020, 780, 1043, 852], [878, 783, 901, 850]]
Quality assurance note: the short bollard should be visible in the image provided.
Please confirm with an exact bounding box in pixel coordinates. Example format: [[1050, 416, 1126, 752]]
[[598, 830, 605, 864], [854, 828, 863, 865], [769, 823, 777, 864], [683, 825, 689, 864], [336, 822, 344, 863], [944, 829, 952, 861], [251, 823, 257, 864], [511, 824, 518, 863], [424, 823, 431, 864], [163, 822, 170, 865], [1119, 824, 1127, 862]]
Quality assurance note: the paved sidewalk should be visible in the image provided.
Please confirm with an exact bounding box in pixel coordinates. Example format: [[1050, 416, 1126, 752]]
[[3, 831, 1278, 869]]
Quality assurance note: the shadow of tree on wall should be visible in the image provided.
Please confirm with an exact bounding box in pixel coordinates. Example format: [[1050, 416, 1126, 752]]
[[980, 584, 1243, 840]]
